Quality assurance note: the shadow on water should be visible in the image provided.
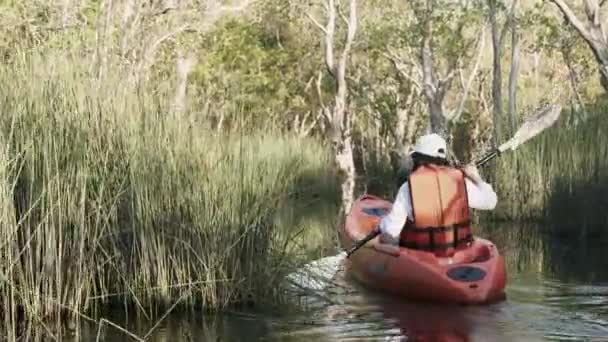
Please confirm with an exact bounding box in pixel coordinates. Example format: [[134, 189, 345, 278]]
[[545, 172, 608, 239], [62, 222, 608, 341]]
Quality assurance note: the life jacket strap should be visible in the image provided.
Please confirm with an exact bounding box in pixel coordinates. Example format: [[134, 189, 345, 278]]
[[399, 236, 474, 251], [405, 220, 471, 233], [400, 221, 473, 250]]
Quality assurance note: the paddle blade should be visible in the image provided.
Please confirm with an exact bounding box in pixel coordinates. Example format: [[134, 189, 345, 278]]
[[498, 104, 562, 152]]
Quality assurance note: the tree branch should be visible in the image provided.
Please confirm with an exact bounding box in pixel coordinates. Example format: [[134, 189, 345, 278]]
[[301, 110, 325, 137], [339, 0, 357, 64], [499, 0, 518, 46], [383, 48, 422, 89], [549, 0, 595, 43], [129, 23, 190, 84], [447, 25, 486, 122], [421, 34, 437, 99], [308, 0, 336, 77], [315, 71, 332, 124], [337, 1, 350, 27], [584, 0, 601, 25], [305, 12, 328, 35]]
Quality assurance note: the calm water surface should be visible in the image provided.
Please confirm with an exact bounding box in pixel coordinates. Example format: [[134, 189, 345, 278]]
[[73, 224, 608, 341]]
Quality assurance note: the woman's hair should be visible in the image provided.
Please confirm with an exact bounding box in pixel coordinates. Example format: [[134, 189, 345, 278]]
[[395, 152, 450, 187], [410, 152, 450, 170]]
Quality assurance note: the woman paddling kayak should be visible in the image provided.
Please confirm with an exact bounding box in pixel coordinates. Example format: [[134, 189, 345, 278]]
[[341, 106, 561, 304], [339, 134, 507, 304], [377, 133, 498, 257]]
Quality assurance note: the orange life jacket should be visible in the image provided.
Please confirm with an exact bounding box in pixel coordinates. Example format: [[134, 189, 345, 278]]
[[399, 164, 473, 256]]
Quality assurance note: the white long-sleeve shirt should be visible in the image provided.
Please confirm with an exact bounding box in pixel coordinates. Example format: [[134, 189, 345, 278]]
[[378, 177, 498, 240]]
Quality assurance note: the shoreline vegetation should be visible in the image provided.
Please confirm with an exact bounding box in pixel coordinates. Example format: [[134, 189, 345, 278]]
[[0, 54, 341, 340], [488, 102, 608, 234], [2, 51, 607, 340], [1, 0, 608, 339]]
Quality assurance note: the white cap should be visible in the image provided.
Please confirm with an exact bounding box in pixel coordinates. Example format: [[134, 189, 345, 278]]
[[411, 133, 447, 158]]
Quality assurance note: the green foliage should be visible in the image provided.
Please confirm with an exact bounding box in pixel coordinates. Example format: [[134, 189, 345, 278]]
[[405, 0, 484, 63], [524, 2, 599, 100], [191, 11, 320, 131]]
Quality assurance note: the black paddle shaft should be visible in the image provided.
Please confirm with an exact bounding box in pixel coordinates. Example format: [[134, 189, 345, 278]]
[[346, 228, 380, 258], [474, 147, 501, 168]]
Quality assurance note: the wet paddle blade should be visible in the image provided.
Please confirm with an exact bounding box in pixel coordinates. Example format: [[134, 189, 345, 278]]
[[498, 104, 562, 152]]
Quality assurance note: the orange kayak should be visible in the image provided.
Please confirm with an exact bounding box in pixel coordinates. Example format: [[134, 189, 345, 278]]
[[340, 194, 507, 305]]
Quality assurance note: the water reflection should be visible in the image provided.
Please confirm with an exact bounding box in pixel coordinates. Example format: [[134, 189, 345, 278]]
[[67, 223, 608, 341]]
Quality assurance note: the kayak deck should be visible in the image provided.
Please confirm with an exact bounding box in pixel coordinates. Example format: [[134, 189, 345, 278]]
[[340, 194, 507, 305]]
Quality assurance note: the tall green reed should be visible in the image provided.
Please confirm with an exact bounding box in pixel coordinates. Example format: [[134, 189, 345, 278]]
[[0, 52, 339, 337], [489, 104, 608, 234]]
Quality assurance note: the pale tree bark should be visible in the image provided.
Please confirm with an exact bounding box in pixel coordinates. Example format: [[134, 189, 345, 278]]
[[478, 71, 492, 120], [119, 0, 256, 86], [395, 87, 419, 147], [371, 49, 420, 158], [172, 51, 197, 119], [393, 91, 421, 186], [421, 30, 450, 133], [61, 0, 72, 28], [294, 110, 324, 137], [548, 0, 608, 93], [385, 20, 486, 135], [95, 0, 114, 81], [297, 72, 327, 137], [307, 0, 358, 217], [489, 0, 503, 144], [421, 0, 449, 134], [507, 5, 520, 135], [488, 0, 518, 144], [119, 0, 137, 57], [561, 42, 588, 121], [534, 50, 540, 95], [122, 0, 136, 25]]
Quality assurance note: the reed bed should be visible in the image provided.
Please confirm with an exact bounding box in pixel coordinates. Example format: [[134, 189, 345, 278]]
[[0, 52, 339, 338], [489, 105, 608, 234]]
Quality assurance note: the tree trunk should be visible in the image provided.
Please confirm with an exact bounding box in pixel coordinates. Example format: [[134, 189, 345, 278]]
[[488, 0, 518, 143], [388, 0, 483, 136], [507, 15, 520, 135], [562, 45, 587, 122], [395, 88, 417, 146], [172, 52, 197, 120], [428, 98, 445, 134], [307, 0, 358, 217], [95, 0, 114, 81], [421, 18, 447, 135], [395, 107, 407, 147], [549, 0, 608, 93], [332, 71, 356, 216], [61, 0, 72, 28], [335, 133, 356, 218], [489, 0, 503, 145]]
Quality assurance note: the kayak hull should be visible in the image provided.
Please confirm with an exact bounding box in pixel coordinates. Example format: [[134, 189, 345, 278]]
[[340, 194, 507, 305]]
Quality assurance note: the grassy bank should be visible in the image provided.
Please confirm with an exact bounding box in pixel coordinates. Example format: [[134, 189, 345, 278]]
[[0, 53, 339, 338], [488, 104, 608, 235]]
